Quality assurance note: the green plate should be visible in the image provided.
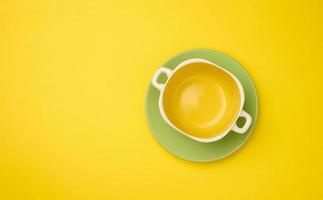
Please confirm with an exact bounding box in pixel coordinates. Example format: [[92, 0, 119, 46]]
[[146, 49, 258, 162]]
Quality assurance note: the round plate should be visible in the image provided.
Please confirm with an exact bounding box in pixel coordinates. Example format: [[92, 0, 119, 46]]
[[146, 49, 258, 162]]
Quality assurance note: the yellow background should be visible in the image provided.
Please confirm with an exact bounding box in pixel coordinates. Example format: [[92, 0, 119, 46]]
[[0, 0, 322, 199]]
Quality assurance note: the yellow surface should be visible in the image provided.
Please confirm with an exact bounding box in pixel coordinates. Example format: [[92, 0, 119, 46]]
[[0, 0, 322, 199], [163, 62, 241, 139]]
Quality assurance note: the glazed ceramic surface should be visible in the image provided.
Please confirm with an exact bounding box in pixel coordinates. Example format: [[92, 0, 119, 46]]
[[151, 58, 252, 142], [146, 49, 258, 162]]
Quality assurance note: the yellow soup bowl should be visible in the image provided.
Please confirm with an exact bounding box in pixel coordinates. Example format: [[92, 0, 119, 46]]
[[152, 58, 252, 143]]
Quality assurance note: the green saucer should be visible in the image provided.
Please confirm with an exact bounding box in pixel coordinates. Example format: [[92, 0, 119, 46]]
[[146, 49, 258, 162]]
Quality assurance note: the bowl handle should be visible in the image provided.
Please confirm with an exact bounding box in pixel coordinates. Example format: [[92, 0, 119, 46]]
[[151, 67, 173, 91], [231, 110, 252, 134]]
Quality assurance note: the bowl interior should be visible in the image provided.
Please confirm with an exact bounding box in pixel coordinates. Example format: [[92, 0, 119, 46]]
[[162, 62, 241, 139]]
